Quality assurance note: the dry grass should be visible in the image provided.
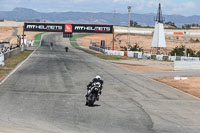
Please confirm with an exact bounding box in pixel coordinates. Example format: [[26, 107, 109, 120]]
[[0, 26, 13, 42], [0, 50, 33, 81]]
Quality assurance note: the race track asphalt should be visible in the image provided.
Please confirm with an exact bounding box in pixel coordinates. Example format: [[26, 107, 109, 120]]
[[0, 33, 200, 133]]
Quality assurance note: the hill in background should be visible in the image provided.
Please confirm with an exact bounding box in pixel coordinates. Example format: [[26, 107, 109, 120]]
[[0, 8, 200, 27]]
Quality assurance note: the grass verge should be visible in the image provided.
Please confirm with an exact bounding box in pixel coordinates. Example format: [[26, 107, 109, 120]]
[[69, 34, 131, 60], [34, 33, 43, 46], [0, 50, 33, 81]]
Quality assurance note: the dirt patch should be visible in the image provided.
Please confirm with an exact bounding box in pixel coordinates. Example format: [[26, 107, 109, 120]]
[[77, 33, 200, 54], [0, 26, 41, 45], [0, 26, 13, 42], [155, 77, 200, 98]]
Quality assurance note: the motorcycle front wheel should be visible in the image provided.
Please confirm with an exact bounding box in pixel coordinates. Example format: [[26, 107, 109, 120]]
[[88, 94, 96, 106]]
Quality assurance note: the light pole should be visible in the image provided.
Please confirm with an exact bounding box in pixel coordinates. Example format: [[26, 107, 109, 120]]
[[127, 6, 131, 50], [113, 9, 116, 26]]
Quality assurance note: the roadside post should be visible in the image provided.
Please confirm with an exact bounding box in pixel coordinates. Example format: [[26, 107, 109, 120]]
[[23, 25, 25, 45], [112, 28, 115, 51], [21, 25, 25, 52]]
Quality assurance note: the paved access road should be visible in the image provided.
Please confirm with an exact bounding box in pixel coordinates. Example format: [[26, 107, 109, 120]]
[[140, 71, 200, 78], [0, 33, 200, 133]]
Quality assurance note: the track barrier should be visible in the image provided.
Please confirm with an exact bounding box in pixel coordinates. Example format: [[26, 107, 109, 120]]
[[89, 45, 200, 70]]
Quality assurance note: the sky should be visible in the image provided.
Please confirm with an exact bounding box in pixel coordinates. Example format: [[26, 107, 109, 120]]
[[0, 0, 199, 16]]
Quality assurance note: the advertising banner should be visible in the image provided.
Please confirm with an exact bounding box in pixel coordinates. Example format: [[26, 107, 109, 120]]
[[174, 32, 184, 35], [72, 24, 113, 33], [24, 23, 65, 32], [24, 23, 113, 34]]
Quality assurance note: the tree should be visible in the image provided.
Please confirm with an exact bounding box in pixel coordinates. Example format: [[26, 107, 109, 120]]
[[186, 48, 196, 57], [129, 43, 143, 52], [165, 21, 176, 27], [130, 20, 134, 27], [170, 45, 185, 56], [130, 20, 140, 27], [196, 51, 200, 57], [170, 45, 197, 57], [182, 24, 191, 29], [120, 46, 127, 51]]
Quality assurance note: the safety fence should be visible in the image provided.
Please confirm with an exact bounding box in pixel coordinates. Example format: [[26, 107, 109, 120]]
[[4, 48, 21, 60], [89, 45, 200, 62], [0, 48, 22, 66]]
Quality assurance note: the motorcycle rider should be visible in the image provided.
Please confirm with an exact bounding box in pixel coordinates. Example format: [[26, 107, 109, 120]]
[[86, 75, 103, 101]]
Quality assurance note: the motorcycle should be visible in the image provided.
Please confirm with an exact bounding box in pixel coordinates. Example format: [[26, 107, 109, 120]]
[[86, 82, 101, 106]]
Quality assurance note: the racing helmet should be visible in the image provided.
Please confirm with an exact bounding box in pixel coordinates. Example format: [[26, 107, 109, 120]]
[[95, 75, 101, 80]]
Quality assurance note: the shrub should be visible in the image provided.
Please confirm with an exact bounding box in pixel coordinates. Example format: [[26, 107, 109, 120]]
[[186, 48, 196, 57], [196, 51, 200, 57], [170, 45, 185, 56], [120, 46, 127, 51], [170, 45, 197, 57], [129, 43, 143, 52]]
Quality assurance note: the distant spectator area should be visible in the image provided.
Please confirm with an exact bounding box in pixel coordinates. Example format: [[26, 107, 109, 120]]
[[0, 42, 19, 54]]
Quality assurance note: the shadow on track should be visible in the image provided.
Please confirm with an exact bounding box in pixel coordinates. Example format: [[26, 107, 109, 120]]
[[86, 104, 101, 107]]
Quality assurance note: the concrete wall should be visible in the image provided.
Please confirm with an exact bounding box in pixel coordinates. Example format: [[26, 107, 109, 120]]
[[174, 61, 200, 70]]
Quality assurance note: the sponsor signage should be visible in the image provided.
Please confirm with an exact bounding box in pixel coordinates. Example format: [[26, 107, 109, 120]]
[[65, 24, 73, 33], [72, 24, 113, 34], [24, 23, 113, 34], [174, 32, 184, 35], [24, 23, 65, 32]]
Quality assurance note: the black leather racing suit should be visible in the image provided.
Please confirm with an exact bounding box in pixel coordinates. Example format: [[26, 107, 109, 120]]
[[86, 78, 103, 96]]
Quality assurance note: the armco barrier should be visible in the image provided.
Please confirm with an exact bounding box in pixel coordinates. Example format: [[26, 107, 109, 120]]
[[127, 51, 142, 58], [181, 56, 200, 61], [133, 53, 138, 58], [137, 52, 143, 58], [156, 55, 164, 61], [4, 48, 21, 60], [143, 53, 151, 59], [163, 56, 169, 61], [151, 55, 156, 60], [89, 45, 200, 62], [168, 56, 176, 61], [104, 50, 124, 56], [89, 46, 105, 53], [127, 51, 134, 57], [174, 61, 200, 70], [176, 56, 181, 61], [124, 51, 127, 56]]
